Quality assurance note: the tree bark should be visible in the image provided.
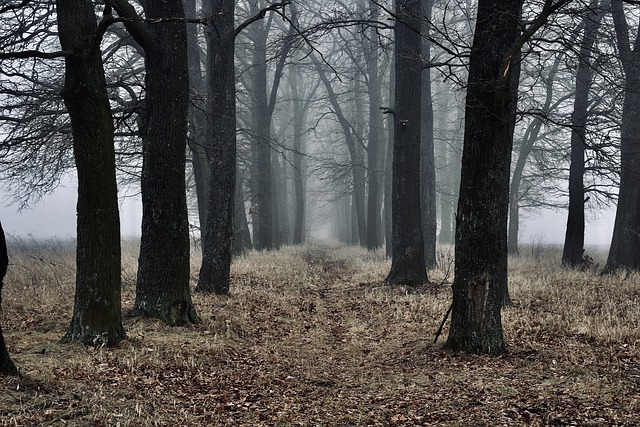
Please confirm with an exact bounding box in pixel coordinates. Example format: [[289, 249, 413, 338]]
[[57, 0, 124, 346], [444, 0, 524, 354], [385, 0, 426, 286], [604, 0, 640, 273], [420, 0, 437, 268], [111, 0, 198, 324], [0, 222, 18, 374], [197, 0, 237, 294]]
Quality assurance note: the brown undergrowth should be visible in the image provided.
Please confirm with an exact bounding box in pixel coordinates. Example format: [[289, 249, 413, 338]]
[[0, 239, 638, 426]]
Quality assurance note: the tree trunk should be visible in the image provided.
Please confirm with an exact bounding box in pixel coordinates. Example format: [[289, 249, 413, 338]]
[[233, 171, 253, 254], [384, 53, 395, 258], [290, 69, 306, 245], [57, 0, 124, 346], [603, 0, 640, 273], [385, 0, 426, 286], [197, 0, 237, 294], [312, 54, 367, 247], [563, 3, 602, 267], [250, 19, 273, 251], [421, 0, 437, 268], [444, 0, 523, 354], [366, 2, 383, 250], [130, 0, 198, 324], [0, 222, 18, 374], [185, 0, 211, 236]]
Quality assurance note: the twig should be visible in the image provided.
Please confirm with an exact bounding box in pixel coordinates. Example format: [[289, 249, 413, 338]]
[[433, 303, 452, 343]]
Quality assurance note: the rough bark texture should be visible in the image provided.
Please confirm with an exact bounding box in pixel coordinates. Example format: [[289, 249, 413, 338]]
[[563, 3, 602, 267], [0, 222, 18, 375], [57, 0, 124, 346], [385, 0, 427, 286], [420, 0, 437, 268], [128, 0, 198, 324], [444, 0, 523, 354], [197, 0, 236, 294], [604, 0, 640, 273]]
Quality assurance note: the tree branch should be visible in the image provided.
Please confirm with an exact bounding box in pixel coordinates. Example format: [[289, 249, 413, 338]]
[[235, 1, 290, 38]]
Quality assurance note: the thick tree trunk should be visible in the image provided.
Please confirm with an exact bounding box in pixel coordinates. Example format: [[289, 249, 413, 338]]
[[197, 0, 237, 294], [133, 0, 198, 324], [385, 0, 426, 286], [603, 0, 640, 273], [604, 76, 640, 272], [563, 5, 601, 267], [420, 0, 437, 268], [444, 0, 523, 354], [0, 222, 18, 374], [57, 0, 124, 346]]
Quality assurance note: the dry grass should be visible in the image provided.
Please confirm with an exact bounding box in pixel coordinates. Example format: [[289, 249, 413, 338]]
[[1, 238, 638, 426]]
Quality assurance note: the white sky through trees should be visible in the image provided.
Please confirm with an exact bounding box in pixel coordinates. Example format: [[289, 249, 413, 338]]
[[0, 179, 615, 246]]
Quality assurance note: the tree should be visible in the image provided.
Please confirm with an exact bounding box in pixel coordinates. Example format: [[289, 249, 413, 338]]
[[445, 0, 569, 354], [57, 0, 125, 345], [385, 0, 426, 286], [111, 0, 198, 324], [562, 0, 606, 267], [603, 0, 640, 273], [196, 0, 237, 294], [365, 1, 384, 251], [0, 221, 18, 375], [421, 0, 437, 268]]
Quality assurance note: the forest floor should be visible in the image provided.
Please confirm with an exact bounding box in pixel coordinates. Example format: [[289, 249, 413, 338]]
[[0, 239, 638, 426]]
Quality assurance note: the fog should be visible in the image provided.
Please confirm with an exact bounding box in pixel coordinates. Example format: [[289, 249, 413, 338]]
[[1, 179, 615, 248]]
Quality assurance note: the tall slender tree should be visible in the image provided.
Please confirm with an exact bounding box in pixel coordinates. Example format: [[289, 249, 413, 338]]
[[563, 0, 606, 267], [420, 0, 437, 268]]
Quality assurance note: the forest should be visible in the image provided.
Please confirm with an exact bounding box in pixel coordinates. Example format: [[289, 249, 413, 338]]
[[0, 0, 639, 425]]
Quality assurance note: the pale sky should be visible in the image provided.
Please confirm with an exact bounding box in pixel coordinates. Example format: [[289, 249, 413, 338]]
[[0, 179, 616, 247]]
